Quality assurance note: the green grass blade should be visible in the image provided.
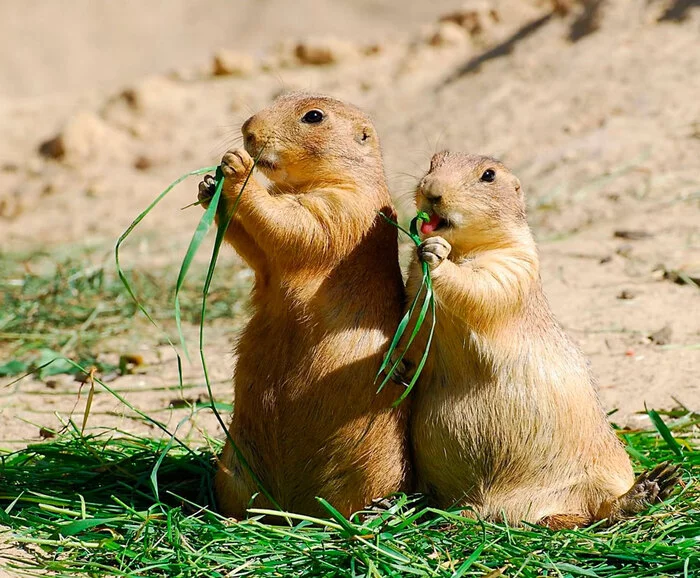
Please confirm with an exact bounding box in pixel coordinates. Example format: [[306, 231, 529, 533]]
[[378, 211, 436, 405], [378, 211, 415, 240], [451, 542, 485, 577], [149, 431, 177, 503], [115, 166, 216, 347], [392, 272, 436, 407], [409, 211, 430, 241], [375, 276, 426, 390], [316, 497, 361, 537], [647, 408, 683, 457], [2, 358, 66, 390], [376, 275, 430, 394], [546, 562, 601, 577], [58, 518, 124, 537], [173, 167, 224, 361]]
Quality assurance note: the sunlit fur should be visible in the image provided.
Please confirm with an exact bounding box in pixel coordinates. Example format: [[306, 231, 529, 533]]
[[212, 93, 409, 518], [404, 151, 635, 527]]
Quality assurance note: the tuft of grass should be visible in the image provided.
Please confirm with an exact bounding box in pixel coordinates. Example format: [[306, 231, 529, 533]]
[[0, 410, 697, 577], [377, 211, 436, 407], [0, 250, 249, 378]]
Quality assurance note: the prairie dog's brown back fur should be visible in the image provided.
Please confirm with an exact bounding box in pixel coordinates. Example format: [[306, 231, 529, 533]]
[[207, 93, 409, 518], [405, 151, 636, 526]]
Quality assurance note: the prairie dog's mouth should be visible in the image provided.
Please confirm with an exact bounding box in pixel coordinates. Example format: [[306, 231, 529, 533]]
[[243, 140, 280, 173], [255, 157, 279, 172], [420, 212, 450, 235]]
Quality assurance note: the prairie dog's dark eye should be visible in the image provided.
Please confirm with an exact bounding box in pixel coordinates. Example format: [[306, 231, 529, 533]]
[[301, 109, 324, 124], [480, 169, 496, 182]]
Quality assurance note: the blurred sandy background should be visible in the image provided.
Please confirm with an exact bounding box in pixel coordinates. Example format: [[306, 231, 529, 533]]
[[0, 0, 698, 453], [0, 0, 465, 98]]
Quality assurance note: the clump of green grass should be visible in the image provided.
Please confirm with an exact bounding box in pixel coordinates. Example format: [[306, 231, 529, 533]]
[[0, 410, 697, 577], [377, 211, 436, 407], [0, 250, 249, 379]]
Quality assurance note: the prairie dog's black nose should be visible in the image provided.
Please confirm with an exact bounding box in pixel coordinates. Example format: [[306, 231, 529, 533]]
[[241, 115, 254, 135], [421, 177, 443, 201], [245, 132, 256, 150], [241, 116, 254, 140], [241, 115, 260, 153]]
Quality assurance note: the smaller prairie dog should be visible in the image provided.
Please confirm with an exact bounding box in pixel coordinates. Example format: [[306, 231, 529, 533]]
[[399, 151, 680, 528]]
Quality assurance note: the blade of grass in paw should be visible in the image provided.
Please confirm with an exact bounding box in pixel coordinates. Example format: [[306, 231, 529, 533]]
[[375, 276, 427, 390], [173, 166, 225, 361], [393, 278, 436, 407], [115, 166, 217, 346], [375, 212, 419, 384], [376, 211, 436, 404], [375, 211, 425, 387], [378, 274, 431, 395]]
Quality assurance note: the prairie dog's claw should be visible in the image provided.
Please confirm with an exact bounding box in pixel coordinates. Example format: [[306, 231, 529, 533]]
[[616, 461, 682, 516], [197, 174, 217, 208]]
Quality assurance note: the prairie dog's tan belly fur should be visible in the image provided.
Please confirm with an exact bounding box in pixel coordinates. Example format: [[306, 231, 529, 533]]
[[413, 307, 630, 521], [234, 310, 404, 511]]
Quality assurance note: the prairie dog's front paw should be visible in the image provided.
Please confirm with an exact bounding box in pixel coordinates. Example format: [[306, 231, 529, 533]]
[[197, 174, 217, 209], [418, 236, 451, 270], [221, 148, 254, 183], [384, 350, 414, 386]]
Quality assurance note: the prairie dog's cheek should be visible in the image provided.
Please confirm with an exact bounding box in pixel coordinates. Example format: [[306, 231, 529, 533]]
[[265, 167, 289, 184], [448, 213, 466, 228]]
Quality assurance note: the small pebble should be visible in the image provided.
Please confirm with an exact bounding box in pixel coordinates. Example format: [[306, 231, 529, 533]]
[[614, 229, 653, 240], [649, 325, 673, 346]]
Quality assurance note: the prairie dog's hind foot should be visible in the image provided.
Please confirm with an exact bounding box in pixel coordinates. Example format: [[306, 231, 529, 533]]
[[606, 461, 682, 521], [619, 461, 681, 513], [418, 236, 451, 270], [539, 513, 592, 530]]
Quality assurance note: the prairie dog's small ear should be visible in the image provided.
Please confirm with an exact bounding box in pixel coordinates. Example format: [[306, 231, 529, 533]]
[[356, 124, 374, 145], [429, 151, 449, 172], [514, 177, 524, 201]]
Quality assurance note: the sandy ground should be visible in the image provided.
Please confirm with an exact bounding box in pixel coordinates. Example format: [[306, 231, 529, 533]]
[[0, 2, 699, 566]]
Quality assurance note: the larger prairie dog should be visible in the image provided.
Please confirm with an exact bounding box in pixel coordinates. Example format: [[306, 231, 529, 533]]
[[399, 151, 679, 528], [198, 93, 409, 518]]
